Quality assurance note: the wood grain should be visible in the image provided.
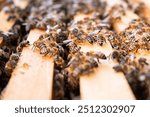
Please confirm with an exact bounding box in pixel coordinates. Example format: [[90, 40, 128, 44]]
[[2, 29, 54, 100], [70, 13, 135, 99]]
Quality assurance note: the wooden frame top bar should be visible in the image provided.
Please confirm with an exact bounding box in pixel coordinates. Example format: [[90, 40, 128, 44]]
[[69, 12, 135, 99], [2, 29, 54, 100]]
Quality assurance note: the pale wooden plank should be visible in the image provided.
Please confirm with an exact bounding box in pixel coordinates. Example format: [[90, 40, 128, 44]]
[[2, 29, 54, 100], [69, 13, 135, 99]]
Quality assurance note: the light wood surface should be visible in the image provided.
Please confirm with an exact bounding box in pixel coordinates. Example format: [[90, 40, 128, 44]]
[[0, 11, 15, 32], [70, 13, 135, 99], [2, 29, 54, 100]]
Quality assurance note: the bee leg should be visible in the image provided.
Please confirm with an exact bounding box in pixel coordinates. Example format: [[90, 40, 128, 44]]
[[32, 46, 36, 51], [107, 54, 111, 60], [97, 58, 101, 63]]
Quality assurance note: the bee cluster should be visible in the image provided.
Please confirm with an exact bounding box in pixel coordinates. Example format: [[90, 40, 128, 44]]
[[0, 0, 30, 93], [111, 51, 150, 99], [65, 51, 106, 91], [2, 0, 28, 22], [0, 0, 150, 100], [24, 0, 67, 32], [69, 17, 111, 46], [118, 19, 150, 53]]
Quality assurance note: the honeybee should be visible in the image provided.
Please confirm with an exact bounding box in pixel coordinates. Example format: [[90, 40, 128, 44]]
[[66, 41, 81, 54], [138, 58, 149, 68], [97, 34, 106, 46], [86, 51, 106, 62], [17, 40, 30, 53], [38, 33, 53, 41], [106, 32, 120, 50], [33, 39, 50, 55], [85, 35, 94, 44], [72, 28, 79, 37], [5, 60, 17, 77], [39, 43, 50, 55], [88, 57, 99, 68], [110, 51, 120, 60], [4, 52, 20, 76], [0, 49, 10, 59], [113, 65, 124, 73], [9, 53, 20, 61], [54, 55, 65, 68]]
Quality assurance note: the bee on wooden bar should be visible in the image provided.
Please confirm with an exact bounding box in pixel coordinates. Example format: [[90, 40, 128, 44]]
[[33, 36, 50, 54], [109, 50, 120, 61], [9, 53, 19, 61], [97, 34, 106, 46], [37, 42, 50, 55], [113, 65, 123, 72], [88, 58, 99, 68], [86, 51, 106, 63], [85, 35, 94, 44], [16, 40, 30, 53], [38, 33, 53, 41], [4, 60, 16, 76], [4, 53, 20, 76]]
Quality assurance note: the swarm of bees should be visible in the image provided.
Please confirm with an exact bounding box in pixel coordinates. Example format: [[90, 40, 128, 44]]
[[0, 0, 30, 94], [116, 19, 150, 53], [69, 17, 111, 47], [2, 0, 28, 22], [111, 51, 150, 99], [24, 0, 66, 32], [0, 0, 150, 100]]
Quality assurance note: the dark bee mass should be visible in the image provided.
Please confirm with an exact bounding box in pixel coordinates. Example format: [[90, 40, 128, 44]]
[[65, 51, 100, 91]]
